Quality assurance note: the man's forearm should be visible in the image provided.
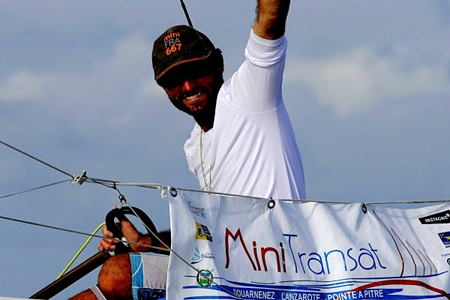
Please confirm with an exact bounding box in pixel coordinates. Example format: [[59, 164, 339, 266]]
[[253, 0, 291, 40]]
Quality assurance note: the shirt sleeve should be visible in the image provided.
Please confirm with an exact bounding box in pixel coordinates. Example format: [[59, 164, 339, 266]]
[[226, 28, 288, 113]]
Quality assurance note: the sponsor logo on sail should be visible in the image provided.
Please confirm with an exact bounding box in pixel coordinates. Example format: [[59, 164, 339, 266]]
[[438, 232, 450, 248], [191, 246, 214, 264], [188, 200, 206, 219], [196, 222, 213, 242], [196, 269, 213, 287], [419, 210, 450, 224]]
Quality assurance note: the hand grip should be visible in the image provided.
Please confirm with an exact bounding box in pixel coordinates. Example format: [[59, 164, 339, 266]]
[[105, 206, 158, 253]]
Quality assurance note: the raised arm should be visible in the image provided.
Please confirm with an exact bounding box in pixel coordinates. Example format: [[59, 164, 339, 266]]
[[253, 0, 291, 40]]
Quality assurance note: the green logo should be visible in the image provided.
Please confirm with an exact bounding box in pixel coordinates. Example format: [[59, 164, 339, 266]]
[[196, 269, 213, 287]]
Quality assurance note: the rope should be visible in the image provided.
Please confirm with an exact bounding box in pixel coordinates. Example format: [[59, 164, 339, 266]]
[[56, 222, 106, 279], [200, 128, 213, 192]]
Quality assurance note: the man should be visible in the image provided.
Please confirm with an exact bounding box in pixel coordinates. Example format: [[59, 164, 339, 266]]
[[70, 0, 305, 299]]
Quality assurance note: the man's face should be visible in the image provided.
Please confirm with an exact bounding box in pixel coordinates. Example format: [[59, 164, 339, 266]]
[[158, 60, 223, 117]]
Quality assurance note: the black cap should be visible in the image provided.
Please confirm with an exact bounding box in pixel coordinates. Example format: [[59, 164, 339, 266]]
[[152, 25, 216, 81]]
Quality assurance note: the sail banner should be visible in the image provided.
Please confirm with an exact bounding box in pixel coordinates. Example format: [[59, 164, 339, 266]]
[[167, 189, 450, 300]]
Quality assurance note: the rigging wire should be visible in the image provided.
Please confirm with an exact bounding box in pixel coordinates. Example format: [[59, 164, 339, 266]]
[[0, 139, 73, 178], [0, 139, 166, 200], [2, 138, 448, 205], [0, 200, 239, 298], [167, 186, 450, 205], [0, 214, 166, 253], [0, 179, 69, 199], [2, 137, 449, 297], [0, 135, 234, 294], [180, 0, 193, 27]]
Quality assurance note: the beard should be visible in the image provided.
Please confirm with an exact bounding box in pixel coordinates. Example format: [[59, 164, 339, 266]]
[[169, 72, 223, 120]]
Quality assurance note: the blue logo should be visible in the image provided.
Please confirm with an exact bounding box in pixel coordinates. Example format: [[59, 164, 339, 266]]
[[191, 246, 202, 264], [191, 246, 214, 264], [438, 231, 450, 248]]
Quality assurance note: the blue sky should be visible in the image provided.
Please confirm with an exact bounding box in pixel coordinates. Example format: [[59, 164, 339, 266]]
[[0, 1, 449, 298]]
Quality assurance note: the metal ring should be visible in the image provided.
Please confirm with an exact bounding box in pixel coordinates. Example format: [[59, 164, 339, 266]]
[[361, 203, 367, 214], [268, 199, 276, 209], [170, 187, 178, 197]]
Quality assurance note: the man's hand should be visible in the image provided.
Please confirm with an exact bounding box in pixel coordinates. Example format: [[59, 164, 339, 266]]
[[98, 214, 153, 253], [253, 0, 291, 40]]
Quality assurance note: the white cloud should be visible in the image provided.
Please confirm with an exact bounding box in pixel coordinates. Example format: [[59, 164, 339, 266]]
[[0, 70, 57, 103], [285, 46, 450, 118], [0, 33, 160, 127]]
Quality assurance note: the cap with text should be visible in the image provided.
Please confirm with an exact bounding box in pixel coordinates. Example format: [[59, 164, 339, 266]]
[[152, 25, 216, 81]]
